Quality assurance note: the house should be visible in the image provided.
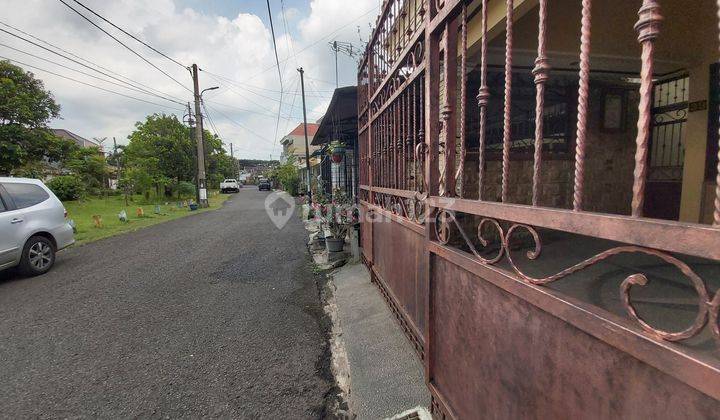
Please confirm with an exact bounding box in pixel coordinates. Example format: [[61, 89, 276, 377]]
[[279, 123, 322, 193], [312, 86, 358, 200], [358, 0, 720, 418], [279, 123, 320, 164], [51, 129, 103, 151]]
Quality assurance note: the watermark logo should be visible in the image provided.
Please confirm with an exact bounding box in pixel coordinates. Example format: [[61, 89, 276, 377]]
[[265, 191, 296, 229]]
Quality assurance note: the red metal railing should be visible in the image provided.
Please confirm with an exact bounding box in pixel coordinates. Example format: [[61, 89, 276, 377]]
[[360, 1, 720, 415]]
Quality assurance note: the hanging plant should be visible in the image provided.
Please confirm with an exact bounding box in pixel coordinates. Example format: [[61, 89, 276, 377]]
[[329, 140, 346, 163]]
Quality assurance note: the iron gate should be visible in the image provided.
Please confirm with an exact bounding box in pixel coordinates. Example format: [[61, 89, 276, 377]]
[[359, 1, 720, 418]]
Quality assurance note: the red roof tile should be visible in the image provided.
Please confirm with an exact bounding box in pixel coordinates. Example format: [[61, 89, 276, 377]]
[[287, 123, 319, 137]]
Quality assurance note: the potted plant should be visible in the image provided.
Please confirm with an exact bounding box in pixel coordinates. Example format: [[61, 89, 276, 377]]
[[310, 192, 330, 245], [323, 189, 355, 253], [329, 140, 346, 163]]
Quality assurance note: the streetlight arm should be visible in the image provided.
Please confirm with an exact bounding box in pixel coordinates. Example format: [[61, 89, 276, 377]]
[[201, 86, 219, 96]]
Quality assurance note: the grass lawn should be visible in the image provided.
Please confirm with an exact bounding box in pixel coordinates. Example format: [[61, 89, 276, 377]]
[[63, 191, 230, 245]]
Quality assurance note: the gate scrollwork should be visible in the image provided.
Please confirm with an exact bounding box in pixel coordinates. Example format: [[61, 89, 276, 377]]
[[434, 209, 720, 346]]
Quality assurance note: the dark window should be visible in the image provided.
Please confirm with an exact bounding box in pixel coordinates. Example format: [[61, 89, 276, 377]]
[[3, 183, 49, 209], [483, 69, 577, 159], [0, 196, 5, 212]]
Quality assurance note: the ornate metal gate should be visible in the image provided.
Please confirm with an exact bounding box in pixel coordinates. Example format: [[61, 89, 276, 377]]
[[644, 73, 689, 219], [359, 1, 720, 418]]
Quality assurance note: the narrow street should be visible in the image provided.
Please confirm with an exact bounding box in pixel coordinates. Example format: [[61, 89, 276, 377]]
[[0, 189, 331, 418]]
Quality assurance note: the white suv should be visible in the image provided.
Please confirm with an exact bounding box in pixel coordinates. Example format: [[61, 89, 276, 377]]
[[0, 177, 75, 276]]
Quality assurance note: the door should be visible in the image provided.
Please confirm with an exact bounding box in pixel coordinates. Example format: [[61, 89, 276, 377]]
[[644, 74, 689, 220], [0, 185, 23, 267]]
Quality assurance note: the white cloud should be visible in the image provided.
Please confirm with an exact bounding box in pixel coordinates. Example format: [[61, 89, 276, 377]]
[[1, 0, 379, 159]]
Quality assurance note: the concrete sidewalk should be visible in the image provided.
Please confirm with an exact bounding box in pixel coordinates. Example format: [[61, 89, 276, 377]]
[[329, 262, 430, 419]]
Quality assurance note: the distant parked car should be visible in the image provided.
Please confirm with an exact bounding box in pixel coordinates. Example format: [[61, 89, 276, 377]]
[[258, 180, 272, 191], [0, 177, 75, 276], [220, 179, 240, 193]]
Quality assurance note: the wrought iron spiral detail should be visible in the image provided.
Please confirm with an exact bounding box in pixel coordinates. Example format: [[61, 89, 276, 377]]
[[435, 211, 451, 245], [434, 210, 504, 264], [434, 214, 720, 345]]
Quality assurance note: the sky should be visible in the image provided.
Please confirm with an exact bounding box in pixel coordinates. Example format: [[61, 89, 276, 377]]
[[1, 0, 380, 159]]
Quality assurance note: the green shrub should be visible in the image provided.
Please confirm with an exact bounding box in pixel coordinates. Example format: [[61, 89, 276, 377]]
[[177, 181, 196, 199], [47, 175, 85, 201]]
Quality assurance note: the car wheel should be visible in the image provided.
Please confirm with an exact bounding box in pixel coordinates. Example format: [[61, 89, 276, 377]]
[[19, 236, 56, 276]]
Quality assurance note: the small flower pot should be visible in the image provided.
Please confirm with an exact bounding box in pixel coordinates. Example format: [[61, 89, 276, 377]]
[[189, 203, 199, 211], [331, 145, 345, 163], [326, 237, 345, 252]]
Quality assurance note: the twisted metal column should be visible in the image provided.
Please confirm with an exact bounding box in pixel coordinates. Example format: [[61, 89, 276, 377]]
[[440, 20, 457, 197], [572, 0, 592, 211], [501, 0, 514, 203], [532, 0, 550, 207], [477, 0, 489, 201], [631, 0, 662, 217], [456, 4, 468, 198]]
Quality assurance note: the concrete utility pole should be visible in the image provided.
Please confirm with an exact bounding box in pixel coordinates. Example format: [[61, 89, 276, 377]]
[[191, 64, 209, 208], [230, 143, 238, 179], [298, 67, 312, 201], [113, 137, 121, 187]]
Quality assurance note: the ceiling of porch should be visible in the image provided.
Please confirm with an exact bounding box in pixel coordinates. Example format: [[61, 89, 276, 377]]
[[467, 0, 717, 76]]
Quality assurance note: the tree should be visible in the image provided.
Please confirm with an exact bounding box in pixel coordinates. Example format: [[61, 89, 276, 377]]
[[271, 155, 300, 196], [125, 114, 194, 196], [125, 114, 236, 195], [203, 130, 235, 188], [0, 60, 63, 175], [119, 156, 157, 205], [65, 147, 108, 194]]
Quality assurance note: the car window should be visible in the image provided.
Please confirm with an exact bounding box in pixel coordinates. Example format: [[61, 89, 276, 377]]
[[3, 183, 50, 209], [0, 195, 5, 212]]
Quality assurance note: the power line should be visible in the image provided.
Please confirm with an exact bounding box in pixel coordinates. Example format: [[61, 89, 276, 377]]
[[67, 0, 187, 69], [204, 5, 379, 86], [1, 55, 184, 111], [205, 103, 275, 146], [266, 0, 283, 93], [195, 68, 333, 95], [279, 73, 301, 155], [204, 70, 308, 113], [0, 27, 185, 105], [200, 101, 253, 154], [279, 0, 296, 76], [0, 42, 185, 106], [204, 99, 281, 120], [0, 20, 187, 103], [56, 0, 192, 93], [201, 100, 223, 143], [266, 0, 284, 159]]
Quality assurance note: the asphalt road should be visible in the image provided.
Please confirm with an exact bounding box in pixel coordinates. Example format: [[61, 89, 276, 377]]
[[0, 189, 332, 418]]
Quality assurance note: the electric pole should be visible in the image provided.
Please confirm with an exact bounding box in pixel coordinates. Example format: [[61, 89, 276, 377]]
[[191, 64, 209, 208], [113, 137, 120, 188], [298, 67, 312, 201], [230, 143, 237, 179]]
